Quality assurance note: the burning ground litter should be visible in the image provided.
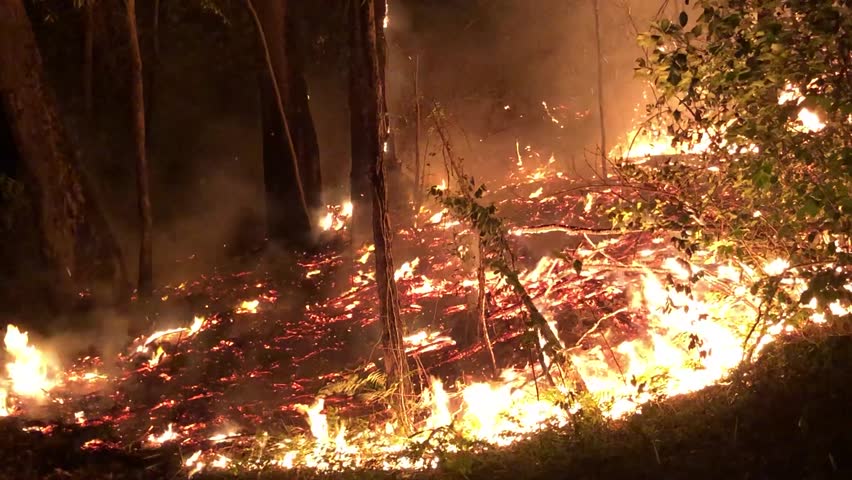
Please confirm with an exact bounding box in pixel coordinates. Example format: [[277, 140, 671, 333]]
[[0, 150, 846, 477]]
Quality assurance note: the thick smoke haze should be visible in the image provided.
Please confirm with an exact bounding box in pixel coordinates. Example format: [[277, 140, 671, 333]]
[[1, 0, 685, 339], [122, 0, 678, 280]]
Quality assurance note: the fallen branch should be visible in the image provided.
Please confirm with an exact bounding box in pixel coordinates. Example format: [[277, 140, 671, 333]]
[[511, 224, 648, 236]]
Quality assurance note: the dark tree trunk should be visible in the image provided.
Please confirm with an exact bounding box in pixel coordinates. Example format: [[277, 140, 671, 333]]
[[143, 0, 160, 142], [82, 0, 94, 118], [285, 6, 322, 216], [125, 0, 153, 298], [413, 55, 422, 202], [592, 0, 608, 180], [349, 0, 411, 428], [250, 0, 320, 248], [350, 0, 396, 237], [0, 0, 128, 307]]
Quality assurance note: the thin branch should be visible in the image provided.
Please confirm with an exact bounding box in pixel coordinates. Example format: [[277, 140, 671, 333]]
[[511, 224, 648, 236], [245, 0, 310, 222]]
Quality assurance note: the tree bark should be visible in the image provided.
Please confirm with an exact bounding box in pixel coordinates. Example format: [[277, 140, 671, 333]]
[[592, 0, 608, 180], [413, 54, 422, 202], [0, 0, 128, 307], [82, 0, 94, 118], [125, 0, 153, 298], [349, 0, 411, 428], [249, 0, 319, 248], [284, 7, 322, 215], [144, 0, 160, 142]]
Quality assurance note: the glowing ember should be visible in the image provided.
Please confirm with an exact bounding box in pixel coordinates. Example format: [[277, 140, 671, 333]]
[[404, 330, 456, 353], [528, 187, 543, 199]]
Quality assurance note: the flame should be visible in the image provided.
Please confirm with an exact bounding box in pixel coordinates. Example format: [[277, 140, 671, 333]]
[[185, 450, 205, 476], [763, 258, 790, 276], [0, 118, 838, 474], [147, 423, 178, 445], [296, 397, 329, 444], [416, 370, 571, 446], [394, 257, 420, 281], [421, 378, 452, 430], [211, 454, 231, 469], [779, 83, 826, 133], [319, 212, 334, 231], [189, 316, 205, 335], [796, 108, 825, 132], [319, 203, 353, 231], [148, 346, 166, 368], [236, 299, 260, 314], [0, 389, 9, 417], [3, 325, 55, 398]]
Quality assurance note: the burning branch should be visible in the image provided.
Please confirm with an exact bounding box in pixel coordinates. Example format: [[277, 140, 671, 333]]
[[511, 224, 647, 236]]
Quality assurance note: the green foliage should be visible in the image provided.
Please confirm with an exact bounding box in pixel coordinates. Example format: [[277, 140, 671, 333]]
[[429, 181, 565, 362], [622, 0, 852, 330], [319, 366, 393, 404]]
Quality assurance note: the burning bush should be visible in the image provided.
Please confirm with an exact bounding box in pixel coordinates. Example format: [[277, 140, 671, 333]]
[[615, 0, 851, 339]]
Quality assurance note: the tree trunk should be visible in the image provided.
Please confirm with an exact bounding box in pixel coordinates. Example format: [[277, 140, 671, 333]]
[[284, 7, 322, 216], [0, 0, 128, 307], [413, 54, 422, 202], [82, 0, 94, 118], [592, 0, 608, 180], [349, 0, 411, 428], [125, 0, 153, 298], [144, 0, 160, 143], [249, 0, 318, 248]]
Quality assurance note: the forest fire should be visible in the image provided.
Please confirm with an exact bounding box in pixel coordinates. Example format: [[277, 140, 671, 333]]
[[0, 0, 848, 477], [0, 152, 843, 475]]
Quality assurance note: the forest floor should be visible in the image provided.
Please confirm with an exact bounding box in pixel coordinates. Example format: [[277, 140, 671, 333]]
[[2, 331, 850, 480]]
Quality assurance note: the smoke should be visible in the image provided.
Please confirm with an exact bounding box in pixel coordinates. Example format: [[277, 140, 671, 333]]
[[384, 0, 674, 182], [3, 0, 684, 340]]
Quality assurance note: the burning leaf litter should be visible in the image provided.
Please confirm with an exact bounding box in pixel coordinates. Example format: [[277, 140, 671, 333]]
[[0, 147, 847, 476]]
